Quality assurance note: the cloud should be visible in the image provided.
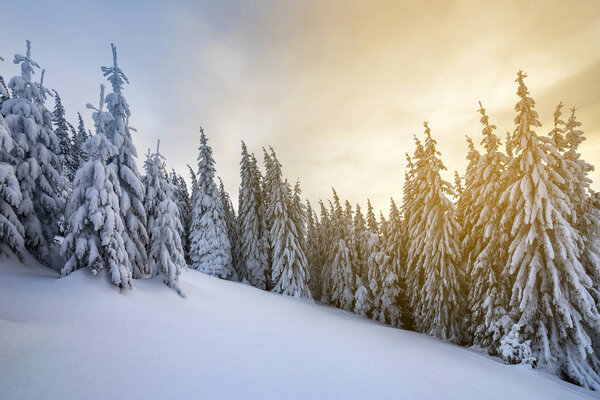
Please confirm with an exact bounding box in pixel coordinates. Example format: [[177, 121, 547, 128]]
[[2, 0, 599, 213]]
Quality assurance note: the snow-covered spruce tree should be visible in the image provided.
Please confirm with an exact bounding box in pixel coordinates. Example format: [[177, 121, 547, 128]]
[[330, 235, 355, 310], [352, 203, 372, 316], [72, 112, 89, 171], [365, 200, 381, 310], [170, 170, 191, 265], [1, 42, 65, 261], [188, 164, 198, 206], [560, 108, 600, 354], [291, 180, 308, 265], [344, 200, 360, 284], [238, 142, 269, 288], [261, 147, 275, 283], [464, 102, 512, 352], [251, 153, 271, 286], [366, 202, 402, 327], [52, 90, 76, 181], [189, 129, 233, 278], [406, 122, 463, 342], [498, 72, 600, 389], [400, 153, 419, 329], [327, 190, 354, 310], [318, 200, 334, 303], [329, 195, 355, 310], [456, 136, 479, 233], [306, 200, 322, 298], [0, 56, 9, 108], [353, 204, 368, 282], [61, 85, 131, 288], [562, 108, 600, 311], [0, 104, 25, 256], [101, 43, 148, 278], [266, 148, 311, 299], [143, 142, 185, 290], [382, 198, 404, 325], [219, 177, 240, 280]]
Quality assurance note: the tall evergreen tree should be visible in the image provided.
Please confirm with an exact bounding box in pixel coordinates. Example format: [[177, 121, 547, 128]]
[[170, 170, 191, 265], [252, 153, 271, 286], [306, 200, 321, 298], [562, 108, 600, 311], [72, 112, 89, 172], [406, 122, 463, 342], [465, 102, 511, 352], [318, 200, 334, 303], [101, 43, 148, 278], [61, 85, 131, 288], [353, 204, 368, 285], [0, 56, 9, 108], [352, 203, 372, 316], [0, 103, 24, 256], [219, 177, 240, 279], [189, 129, 233, 278], [367, 203, 402, 327], [562, 108, 600, 354], [238, 142, 269, 288], [1, 41, 65, 261], [143, 142, 185, 290], [329, 194, 355, 310], [266, 148, 311, 299], [498, 72, 600, 389], [52, 90, 76, 181]]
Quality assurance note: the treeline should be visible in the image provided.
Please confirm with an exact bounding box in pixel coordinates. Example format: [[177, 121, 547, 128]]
[[1, 41, 599, 390]]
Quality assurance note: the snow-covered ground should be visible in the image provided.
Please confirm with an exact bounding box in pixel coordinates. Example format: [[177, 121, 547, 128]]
[[1, 257, 597, 400]]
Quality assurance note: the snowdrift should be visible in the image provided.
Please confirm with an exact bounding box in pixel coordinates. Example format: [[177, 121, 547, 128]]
[[0, 257, 597, 400]]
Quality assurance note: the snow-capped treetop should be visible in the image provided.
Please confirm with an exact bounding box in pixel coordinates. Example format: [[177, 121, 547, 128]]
[[366, 199, 378, 234], [101, 43, 129, 96], [549, 102, 567, 152]]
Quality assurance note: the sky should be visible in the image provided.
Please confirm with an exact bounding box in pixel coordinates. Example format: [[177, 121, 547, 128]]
[[1, 0, 599, 212]]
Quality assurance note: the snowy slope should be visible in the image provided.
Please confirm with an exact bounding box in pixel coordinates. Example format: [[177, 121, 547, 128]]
[[0, 257, 597, 400]]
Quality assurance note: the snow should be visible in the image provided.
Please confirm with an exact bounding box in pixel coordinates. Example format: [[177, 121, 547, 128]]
[[0, 258, 597, 400]]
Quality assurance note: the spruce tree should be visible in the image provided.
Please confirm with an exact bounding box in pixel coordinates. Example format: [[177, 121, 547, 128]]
[[0, 56, 9, 108], [52, 90, 76, 181], [353, 204, 368, 282], [266, 148, 311, 299], [143, 142, 185, 290], [219, 177, 240, 279], [1, 41, 65, 261], [238, 142, 269, 288], [327, 190, 354, 310], [382, 198, 404, 326], [406, 122, 463, 342], [318, 200, 333, 303], [498, 72, 600, 389], [366, 202, 402, 327], [72, 112, 89, 172], [563, 108, 600, 355], [189, 129, 233, 278], [306, 200, 321, 298], [465, 102, 511, 352], [61, 85, 131, 288], [563, 108, 600, 311], [252, 153, 271, 286], [170, 170, 191, 265], [0, 105, 25, 256], [101, 43, 148, 278], [291, 180, 308, 264], [352, 203, 372, 316], [330, 235, 354, 310]]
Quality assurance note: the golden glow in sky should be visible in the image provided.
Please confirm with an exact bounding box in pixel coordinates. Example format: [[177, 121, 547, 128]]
[[2, 0, 599, 211]]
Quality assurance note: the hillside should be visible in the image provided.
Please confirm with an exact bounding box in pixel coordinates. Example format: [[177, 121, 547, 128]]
[[0, 257, 597, 400]]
